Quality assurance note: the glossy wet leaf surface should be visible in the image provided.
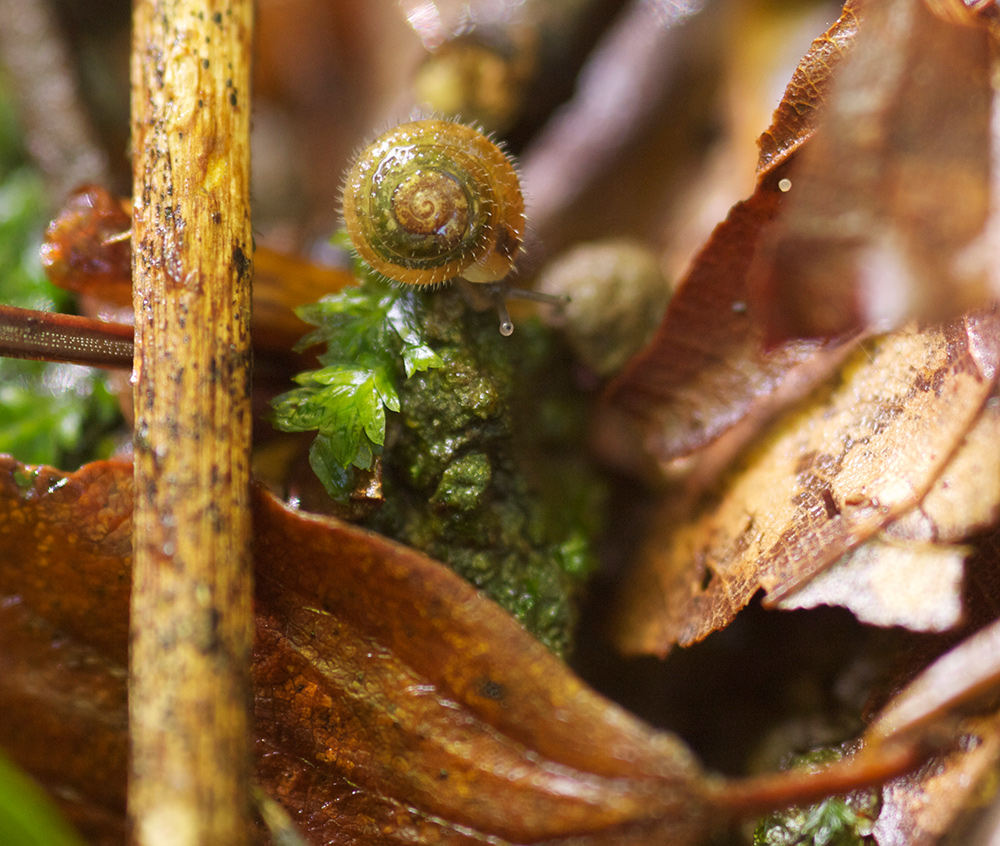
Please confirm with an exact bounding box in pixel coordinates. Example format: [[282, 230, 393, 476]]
[[0, 457, 710, 845]]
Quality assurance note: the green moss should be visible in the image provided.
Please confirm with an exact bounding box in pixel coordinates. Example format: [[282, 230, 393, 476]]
[[432, 452, 492, 511], [365, 286, 602, 655], [270, 276, 443, 501], [272, 254, 604, 655], [753, 748, 880, 846]]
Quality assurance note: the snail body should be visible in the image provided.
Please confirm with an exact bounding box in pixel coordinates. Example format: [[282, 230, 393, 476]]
[[342, 119, 525, 289]]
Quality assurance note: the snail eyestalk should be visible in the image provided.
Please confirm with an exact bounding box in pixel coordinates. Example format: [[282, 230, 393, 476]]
[[506, 286, 570, 306], [497, 299, 514, 337], [491, 283, 569, 336]]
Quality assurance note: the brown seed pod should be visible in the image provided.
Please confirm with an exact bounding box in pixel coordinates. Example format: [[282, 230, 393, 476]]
[[537, 239, 671, 377], [342, 119, 525, 289]]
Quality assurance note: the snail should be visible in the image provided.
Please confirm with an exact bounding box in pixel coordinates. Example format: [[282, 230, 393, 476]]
[[342, 118, 563, 335]]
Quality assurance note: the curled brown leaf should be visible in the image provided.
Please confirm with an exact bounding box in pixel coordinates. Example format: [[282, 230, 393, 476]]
[[614, 313, 1000, 657], [602, 3, 863, 466], [604, 163, 836, 464], [756, 1, 861, 177], [752, 0, 994, 341]]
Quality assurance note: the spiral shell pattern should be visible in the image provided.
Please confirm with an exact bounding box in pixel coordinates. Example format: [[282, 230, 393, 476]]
[[342, 119, 525, 287]]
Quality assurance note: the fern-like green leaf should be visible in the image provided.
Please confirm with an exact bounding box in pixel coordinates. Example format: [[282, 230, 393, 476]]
[[271, 272, 444, 500]]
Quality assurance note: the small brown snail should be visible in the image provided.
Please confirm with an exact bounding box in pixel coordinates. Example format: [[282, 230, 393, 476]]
[[342, 118, 561, 335]]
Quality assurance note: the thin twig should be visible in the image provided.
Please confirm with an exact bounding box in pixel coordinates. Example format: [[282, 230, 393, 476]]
[[0, 304, 132, 368]]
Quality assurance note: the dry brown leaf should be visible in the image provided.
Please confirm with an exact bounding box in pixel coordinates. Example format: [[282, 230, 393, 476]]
[[873, 716, 1000, 846], [852, 621, 1000, 846], [603, 4, 863, 464], [752, 0, 994, 341], [0, 457, 713, 846], [913, 391, 1000, 542], [756, 1, 860, 177], [603, 162, 837, 463], [869, 618, 1000, 746], [873, 712, 1000, 845], [614, 313, 1000, 657], [776, 536, 967, 632], [864, 619, 1000, 844], [775, 389, 1000, 629]]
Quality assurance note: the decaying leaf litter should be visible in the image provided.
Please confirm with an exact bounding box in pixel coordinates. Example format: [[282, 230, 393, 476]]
[[1, 455, 993, 845], [4, 0, 1000, 844]]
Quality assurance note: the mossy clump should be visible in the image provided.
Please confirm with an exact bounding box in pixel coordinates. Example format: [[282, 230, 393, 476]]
[[365, 286, 603, 655], [271, 260, 605, 655]]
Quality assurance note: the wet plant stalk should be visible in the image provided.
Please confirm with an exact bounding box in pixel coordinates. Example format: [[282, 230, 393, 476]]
[[129, 2, 254, 845]]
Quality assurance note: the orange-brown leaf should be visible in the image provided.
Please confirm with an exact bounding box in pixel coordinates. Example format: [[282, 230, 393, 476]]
[[604, 164, 839, 463], [0, 460, 132, 845], [0, 458, 711, 846], [602, 3, 864, 465], [756, 1, 860, 177], [39, 185, 133, 307], [251, 488, 709, 844]]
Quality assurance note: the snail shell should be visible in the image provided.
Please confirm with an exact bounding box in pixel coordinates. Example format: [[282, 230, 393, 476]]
[[342, 119, 525, 287]]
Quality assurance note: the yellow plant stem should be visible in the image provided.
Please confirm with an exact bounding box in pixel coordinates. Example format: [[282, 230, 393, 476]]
[[129, 2, 254, 845]]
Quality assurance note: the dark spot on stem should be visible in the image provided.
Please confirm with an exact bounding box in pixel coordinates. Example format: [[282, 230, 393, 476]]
[[232, 244, 250, 280]]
